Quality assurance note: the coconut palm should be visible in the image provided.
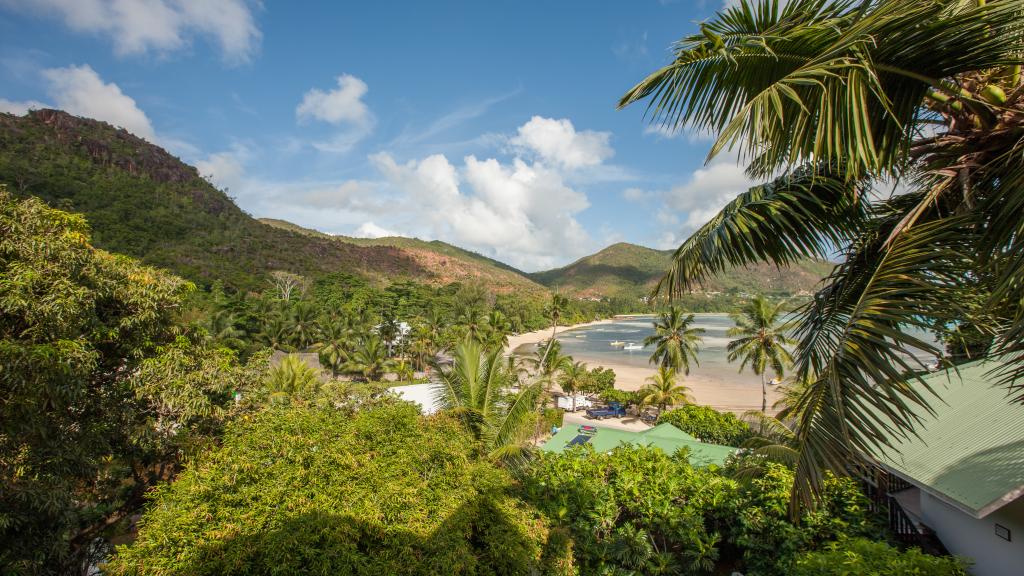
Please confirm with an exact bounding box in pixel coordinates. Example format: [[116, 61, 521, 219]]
[[344, 336, 392, 381], [727, 296, 795, 413], [288, 301, 320, 350], [408, 323, 436, 371], [483, 310, 513, 349], [539, 293, 570, 367], [432, 338, 541, 462], [643, 306, 705, 374], [559, 360, 589, 411], [313, 316, 353, 378], [256, 315, 293, 352], [266, 355, 322, 403], [205, 309, 246, 350], [639, 366, 694, 413], [393, 359, 414, 383], [618, 0, 1024, 510], [455, 307, 487, 342]]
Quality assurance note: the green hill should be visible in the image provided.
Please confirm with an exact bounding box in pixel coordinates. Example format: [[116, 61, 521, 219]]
[[0, 109, 546, 295], [531, 242, 833, 298]]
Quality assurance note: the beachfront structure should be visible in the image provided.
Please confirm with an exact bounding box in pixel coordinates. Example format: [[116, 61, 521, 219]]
[[543, 422, 735, 467], [865, 360, 1024, 576]]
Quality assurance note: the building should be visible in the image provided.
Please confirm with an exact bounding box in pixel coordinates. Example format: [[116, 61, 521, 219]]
[[867, 359, 1024, 576], [542, 422, 736, 467]]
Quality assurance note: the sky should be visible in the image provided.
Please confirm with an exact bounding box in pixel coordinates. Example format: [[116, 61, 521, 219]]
[[0, 0, 758, 272]]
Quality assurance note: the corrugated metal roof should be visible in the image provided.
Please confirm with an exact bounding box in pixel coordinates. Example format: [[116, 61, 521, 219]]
[[872, 359, 1024, 518], [541, 422, 735, 467]]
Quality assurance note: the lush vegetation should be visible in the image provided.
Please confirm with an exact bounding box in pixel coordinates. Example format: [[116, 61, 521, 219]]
[[792, 538, 968, 576], [620, 0, 1024, 510], [658, 405, 755, 447], [530, 241, 832, 303], [105, 403, 553, 576], [524, 447, 881, 576]]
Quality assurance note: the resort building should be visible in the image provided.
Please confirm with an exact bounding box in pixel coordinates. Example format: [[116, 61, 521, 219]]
[[542, 422, 736, 467], [866, 360, 1024, 576]]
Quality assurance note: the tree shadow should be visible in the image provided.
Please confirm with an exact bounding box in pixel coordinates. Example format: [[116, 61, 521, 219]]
[[176, 494, 563, 575], [929, 437, 1024, 514]]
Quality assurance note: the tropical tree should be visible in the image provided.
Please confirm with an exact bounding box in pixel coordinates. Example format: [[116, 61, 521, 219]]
[[345, 336, 393, 381], [643, 306, 705, 374], [639, 366, 694, 413], [540, 293, 570, 366], [559, 360, 590, 411], [455, 307, 487, 342], [289, 301, 320, 350], [408, 323, 436, 371], [432, 339, 541, 462], [204, 308, 246, 350], [393, 359, 415, 383], [618, 0, 1024, 510], [313, 316, 353, 378], [483, 310, 513, 349], [256, 314, 293, 351], [727, 296, 795, 412], [265, 355, 322, 403]]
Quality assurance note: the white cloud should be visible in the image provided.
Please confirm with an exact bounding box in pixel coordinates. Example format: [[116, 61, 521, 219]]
[[665, 156, 753, 230], [3, 0, 261, 63], [0, 97, 49, 115], [296, 74, 372, 126], [622, 187, 652, 203], [40, 64, 156, 141], [296, 74, 375, 153], [509, 116, 612, 170], [196, 145, 250, 193], [354, 222, 398, 238], [369, 149, 591, 270]]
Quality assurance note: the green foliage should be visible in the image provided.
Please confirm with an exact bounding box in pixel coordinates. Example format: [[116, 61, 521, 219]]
[[540, 408, 565, 432], [530, 242, 831, 303], [577, 366, 615, 394], [792, 538, 968, 576], [598, 388, 642, 406], [523, 448, 876, 576], [0, 191, 265, 574], [658, 405, 754, 447], [264, 355, 322, 403], [105, 403, 552, 575]]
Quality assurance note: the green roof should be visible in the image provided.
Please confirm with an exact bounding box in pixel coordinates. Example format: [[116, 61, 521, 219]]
[[542, 422, 735, 467], [872, 359, 1024, 518]]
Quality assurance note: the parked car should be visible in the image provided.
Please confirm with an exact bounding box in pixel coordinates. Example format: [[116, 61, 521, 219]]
[[585, 402, 626, 420]]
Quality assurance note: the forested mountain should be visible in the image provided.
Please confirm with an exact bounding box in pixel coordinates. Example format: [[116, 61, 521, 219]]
[[531, 242, 834, 299], [0, 109, 829, 302], [0, 109, 546, 295]]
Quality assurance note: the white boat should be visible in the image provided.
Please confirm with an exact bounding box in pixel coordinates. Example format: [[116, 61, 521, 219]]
[[609, 340, 625, 347], [623, 343, 643, 351]]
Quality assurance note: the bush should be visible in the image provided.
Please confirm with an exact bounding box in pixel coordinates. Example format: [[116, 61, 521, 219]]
[[106, 403, 552, 575], [523, 451, 878, 576], [598, 388, 641, 406], [792, 538, 969, 575], [541, 408, 565, 432], [658, 404, 754, 446]]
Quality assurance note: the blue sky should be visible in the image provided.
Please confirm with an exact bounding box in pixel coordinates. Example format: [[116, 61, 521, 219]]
[[0, 0, 757, 271]]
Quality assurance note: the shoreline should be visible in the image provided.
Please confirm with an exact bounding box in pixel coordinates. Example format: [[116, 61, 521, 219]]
[[506, 315, 780, 415]]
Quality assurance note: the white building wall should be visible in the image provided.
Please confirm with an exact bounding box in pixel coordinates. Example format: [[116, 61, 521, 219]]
[[390, 383, 440, 415], [920, 492, 1024, 576]]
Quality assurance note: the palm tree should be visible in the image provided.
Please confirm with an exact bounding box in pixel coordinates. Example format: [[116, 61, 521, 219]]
[[558, 360, 589, 411], [256, 315, 293, 351], [618, 0, 1024, 510], [483, 310, 512, 349], [313, 316, 353, 379], [727, 296, 795, 413], [639, 366, 694, 413], [408, 323, 436, 371], [288, 301, 320, 350], [345, 336, 392, 381], [393, 359, 414, 383], [643, 306, 704, 374], [205, 309, 246, 350], [432, 339, 541, 462], [539, 293, 569, 367], [455, 307, 486, 342], [266, 355, 322, 403]]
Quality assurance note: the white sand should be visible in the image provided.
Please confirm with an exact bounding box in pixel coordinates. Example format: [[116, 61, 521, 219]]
[[505, 318, 616, 354]]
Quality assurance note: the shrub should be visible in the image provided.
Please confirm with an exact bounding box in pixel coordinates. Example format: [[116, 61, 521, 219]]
[[541, 408, 565, 432], [598, 388, 641, 406], [658, 404, 754, 446], [105, 403, 552, 575], [792, 538, 969, 575]]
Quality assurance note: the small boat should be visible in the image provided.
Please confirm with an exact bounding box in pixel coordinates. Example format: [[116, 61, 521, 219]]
[[624, 343, 643, 351], [609, 340, 625, 347]]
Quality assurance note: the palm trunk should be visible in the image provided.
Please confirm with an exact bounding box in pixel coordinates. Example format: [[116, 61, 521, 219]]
[[761, 372, 767, 413]]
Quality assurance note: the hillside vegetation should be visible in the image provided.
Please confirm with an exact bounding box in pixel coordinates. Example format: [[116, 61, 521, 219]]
[[0, 110, 544, 295], [531, 242, 833, 299]]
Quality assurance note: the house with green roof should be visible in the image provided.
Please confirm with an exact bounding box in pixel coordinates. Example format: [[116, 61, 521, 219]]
[[867, 359, 1024, 576], [542, 422, 735, 467]]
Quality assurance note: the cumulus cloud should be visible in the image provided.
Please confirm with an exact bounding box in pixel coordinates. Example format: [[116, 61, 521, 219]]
[[295, 74, 375, 153], [3, 0, 261, 63], [196, 145, 250, 193], [354, 222, 398, 238], [41, 64, 157, 141], [369, 149, 591, 270], [296, 74, 372, 126], [0, 97, 48, 115], [665, 156, 754, 230], [509, 116, 612, 170]]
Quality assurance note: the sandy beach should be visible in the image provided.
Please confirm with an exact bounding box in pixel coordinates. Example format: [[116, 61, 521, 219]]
[[507, 318, 780, 415], [505, 318, 616, 354]]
